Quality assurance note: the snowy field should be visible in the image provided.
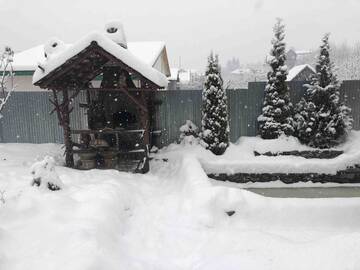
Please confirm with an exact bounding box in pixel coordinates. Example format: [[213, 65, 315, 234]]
[[1, 142, 360, 269]]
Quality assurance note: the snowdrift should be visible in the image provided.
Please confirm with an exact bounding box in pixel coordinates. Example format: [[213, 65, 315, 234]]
[[1, 143, 360, 269], [156, 131, 360, 175]]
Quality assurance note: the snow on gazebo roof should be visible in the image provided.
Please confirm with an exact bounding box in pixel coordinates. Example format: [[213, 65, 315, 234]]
[[12, 41, 166, 72], [32, 32, 169, 87], [287, 64, 315, 81]]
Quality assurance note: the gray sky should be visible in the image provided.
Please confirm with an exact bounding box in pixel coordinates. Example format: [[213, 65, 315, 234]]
[[1, 0, 360, 70]]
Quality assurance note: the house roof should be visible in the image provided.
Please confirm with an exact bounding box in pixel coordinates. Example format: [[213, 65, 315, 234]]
[[287, 64, 315, 81], [295, 50, 312, 55], [11, 39, 168, 77], [231, 68, 251, 75], [32, 32, 168, 87], [127, 41, 166, 67]]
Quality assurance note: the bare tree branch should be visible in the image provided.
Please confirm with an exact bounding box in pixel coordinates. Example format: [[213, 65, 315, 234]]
[[0, 47, 15, 118]]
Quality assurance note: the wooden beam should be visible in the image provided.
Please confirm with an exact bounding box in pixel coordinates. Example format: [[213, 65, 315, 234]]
[[35, 42, 102, 89], [81, 87, 158, 92], [118, 88, 148, 113]]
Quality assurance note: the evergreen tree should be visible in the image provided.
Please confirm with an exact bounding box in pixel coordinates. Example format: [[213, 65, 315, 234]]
[[294, 92, 317, 145], [258, 18, 294, 139], [201, 52, 229, 155], [295, 33, 353, 148]]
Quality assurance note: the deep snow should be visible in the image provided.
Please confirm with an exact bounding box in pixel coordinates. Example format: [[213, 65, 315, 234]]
[[156, 130, 360, 175], [1, 143, 360, 269]]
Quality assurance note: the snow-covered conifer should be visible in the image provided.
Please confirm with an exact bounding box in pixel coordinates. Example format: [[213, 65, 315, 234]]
[[258, 19, 294, 139], [295, 33, 353, 148], [201, 53, 229, 155]]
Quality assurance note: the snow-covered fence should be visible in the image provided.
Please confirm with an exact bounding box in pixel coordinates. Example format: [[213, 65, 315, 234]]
[[0, 81, 359, 146]]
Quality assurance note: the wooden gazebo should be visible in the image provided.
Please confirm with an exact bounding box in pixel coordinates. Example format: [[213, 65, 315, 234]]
[[33, 27, 168, 172]]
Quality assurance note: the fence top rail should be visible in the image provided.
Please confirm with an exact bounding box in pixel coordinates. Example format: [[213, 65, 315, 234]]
[[70, 129, 145, 135]]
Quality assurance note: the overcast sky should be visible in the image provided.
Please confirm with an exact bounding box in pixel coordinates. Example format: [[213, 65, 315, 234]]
[[1, 0, 360, 70]]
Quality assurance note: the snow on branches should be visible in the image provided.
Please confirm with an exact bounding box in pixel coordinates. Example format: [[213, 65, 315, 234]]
[[179, 120, 199, 145], [0, 47, 14, 118], [295, 34, 353, 148], [258, 19, 294, 139], [201, 52, 229, 155]]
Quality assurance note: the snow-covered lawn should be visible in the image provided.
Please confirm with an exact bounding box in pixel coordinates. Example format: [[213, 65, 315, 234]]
[[1, 142, 360, 269]]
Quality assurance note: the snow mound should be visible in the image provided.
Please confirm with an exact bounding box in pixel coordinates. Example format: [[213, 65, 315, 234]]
[[104, 21, 127, 49], [156, 131, 360, 175], [43, 37, 66, 59], [30, 156, 63, 191], [252, 133, 314, 153]]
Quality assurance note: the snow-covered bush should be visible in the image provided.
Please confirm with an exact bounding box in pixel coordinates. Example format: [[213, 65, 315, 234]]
[[0, 46, 14, 118], [104, 21, 127, 49], [179, 120, 199, 145], [201, 52, 229, 155], [295, 34, 353, 148], [30, 156, 63, 191], [258, 19, 294, 139]]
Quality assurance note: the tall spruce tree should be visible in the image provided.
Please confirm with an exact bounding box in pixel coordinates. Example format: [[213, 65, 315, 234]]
[[201, 52, 229, 155], [295, 33, 352, 148], [258, 19, 294, 139]]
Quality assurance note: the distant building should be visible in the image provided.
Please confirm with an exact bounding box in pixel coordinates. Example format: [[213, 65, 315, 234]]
[[230, 68, 252, 75], [287, 64, 315, 81], [286, 49, 312, 69], [168, 68, 204, 90]]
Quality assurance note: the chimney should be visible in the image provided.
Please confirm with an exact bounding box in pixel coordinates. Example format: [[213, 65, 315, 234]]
[[104, 21, 127, 49], [44, 37, 66, 58]]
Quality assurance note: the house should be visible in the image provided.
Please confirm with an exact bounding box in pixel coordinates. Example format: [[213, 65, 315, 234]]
[[168, 68, 204, 90], [286, 49, 312, 69], [9, 35, 171, 91], [287, 64, 316, 82]]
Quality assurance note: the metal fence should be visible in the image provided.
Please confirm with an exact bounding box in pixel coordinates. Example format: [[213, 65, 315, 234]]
[[1, 80, 360, 146], [0, 91, 87, 143]]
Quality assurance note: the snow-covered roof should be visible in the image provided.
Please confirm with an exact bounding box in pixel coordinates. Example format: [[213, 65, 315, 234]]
[[11, 40, 167, 74], [32, 32, 168, 87], [231, 68, 251, 75], [287, 64, 315, 81], [127, 42, 165, 67], [12, 45, 47, 71], [295, 50, 312, 55]]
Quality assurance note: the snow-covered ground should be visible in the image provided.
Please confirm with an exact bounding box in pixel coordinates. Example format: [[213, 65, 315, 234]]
[[1, 142, 360, 269], [156, 131, 360, 175]]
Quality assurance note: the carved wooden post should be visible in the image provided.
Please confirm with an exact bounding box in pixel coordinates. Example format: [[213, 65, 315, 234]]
[[137, 91, 150, 173], [139, 92, 150, 146], [50, 89, 74, 168], [62, 89, 74, 168]]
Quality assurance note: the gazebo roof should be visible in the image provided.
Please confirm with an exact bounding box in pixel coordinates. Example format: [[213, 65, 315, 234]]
[[33, 32, 169, 89]]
